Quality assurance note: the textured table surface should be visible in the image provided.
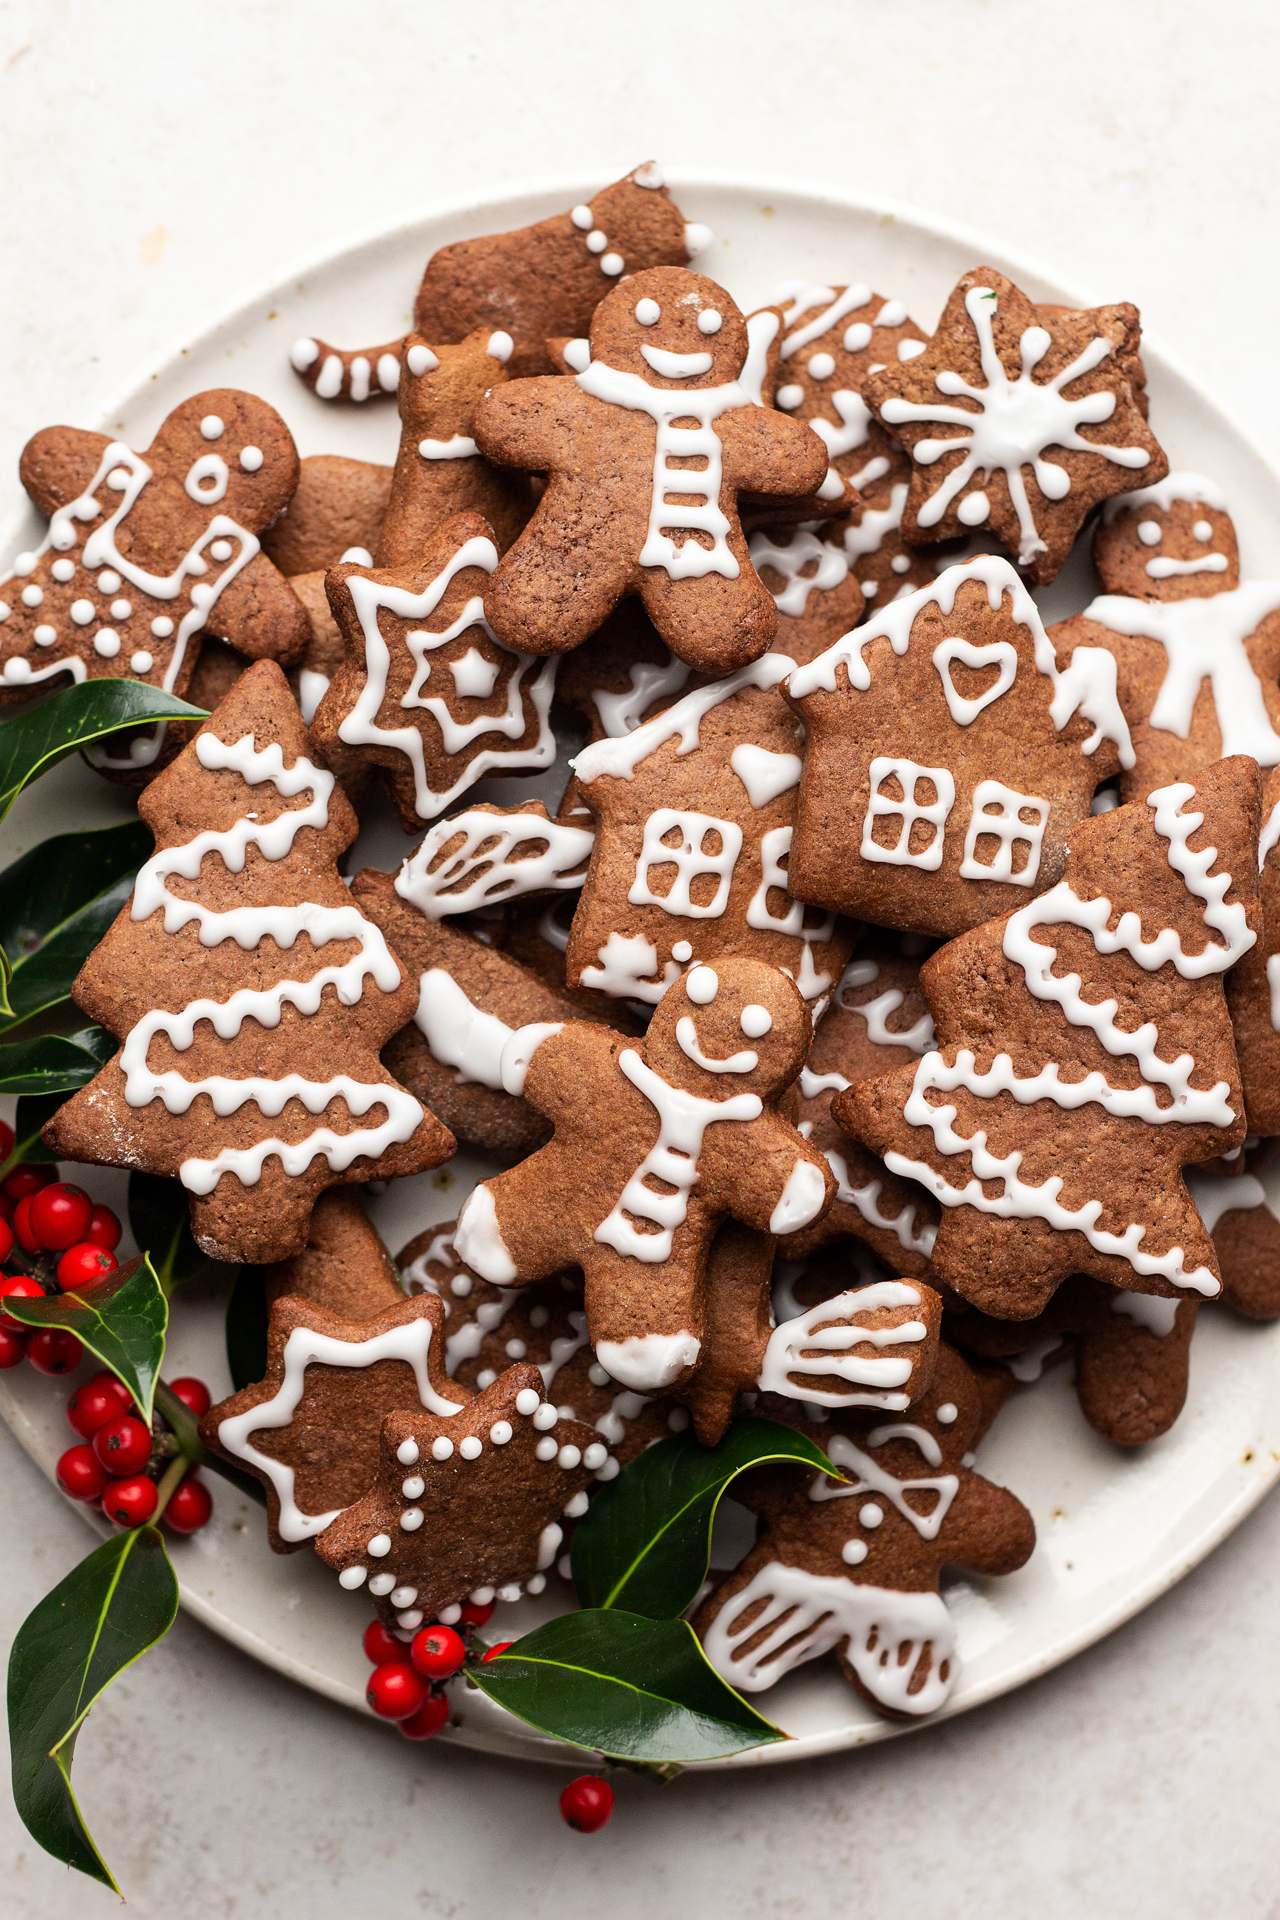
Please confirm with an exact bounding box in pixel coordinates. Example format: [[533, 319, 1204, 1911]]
[[3, 3, 1280, 1914]]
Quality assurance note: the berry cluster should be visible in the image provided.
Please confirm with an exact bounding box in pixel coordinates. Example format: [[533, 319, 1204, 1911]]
[[0, 1125, 123, 1377], [53, 1368, 214, 1532]]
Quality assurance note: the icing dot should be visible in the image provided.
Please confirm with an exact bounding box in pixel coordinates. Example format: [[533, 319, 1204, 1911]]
[[875, 300, 907, 326], [936, 1402, 958, 1424], [1193, 519, 1214, 542], [843, 322, 873, 352], [671, 940, 693, 962], [151, 616, 174, 638], [535, 1436, 558, 1461], [401, 1476, 424, 1499], [397, 1609, 424, 1629], [489, 1421, 513, 1445], [110, 598, 132, 619], [107, 468, 131, 490], [595, 1455, 620, 1482], [129, 651, 154, 673], [558, 1444, 582, 1469], [583, 1442, 608, 1470], [406, 344, 439, 376], [20, 585, 43, 607], [51, 559, 75, 583], [459, 1435, 483, 1460], [898, 338, 927, 361], [891, 555, 911, 574], [859, 1503, 884, 1528], [289, 337, 319, 371], [450, 1274, 472, 1298], [697, 309, 723, 335], [239, 444, 265, 471], [635, 298, 661, 326], [529, 1305, 549, 1328], [368, 1571, 396, 1595], [633, 161, 665, 188], [807, 351, 835, 381], [475, 1369, 497, 1389], [97, 571, 121, 593], [842, 1539, 868, 1566], [33, 625, 56, 646], [400, 1508, 424, 1531], [1137, 519, 1163, 546], [570, 204, 594, 230], [740, 1004, 772, 1038], [497, 1583, 522, 1604], [397, 1439, 420, 1465], [862, 580, 879, 598], [686, 965, 719, 1005], [12, 552, 36, 575], [776, 383, 804, 411], [504, 1338, 527, 1359], [684, 222, 713, 256], [200, 415, 225, 440], [526, 1573, 546, 1595], [667, 1408, 690, 1433], [586, 230, 608, 254], [338, 1566, 367, 1589], [209, 541, 233, 563], [587, 1364, 610, 1388], [486, 331, 514, 364], [601, 253, 624, 276], [958, 490, 990, 526], [431, 1436, 454, 1461], [93, 631, 120, 658], [376, 354, 401, 392], [390, 1585, 418, 1608], [0, 600, 8, 619], [515, 1387, 540, 1416], [563, 1490, 590, 1519], [438, 1604, 462, 1625], [470, 1586, 495, 1605], [533, 1402, 559, 1431], [340, 546, 373, 566], [367, 1533, 392, 1557]]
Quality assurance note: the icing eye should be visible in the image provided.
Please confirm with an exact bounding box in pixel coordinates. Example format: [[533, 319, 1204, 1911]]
[[775, 384, 804, 411], [936, 1402, 958, 1424], [807, 351, 835, 380], [1193, 519, 1214, 542], [740, 1004, 772, 1038], [1137, 519, 1163, 546], [200, 414, 225, 440], [635, 298, 661, 326], [185, 453, 229, 503], [239, 445, 264, 471], [697, 309, 722, 335], [686, 966, 719, 1005], [406, 343, 439, 376]]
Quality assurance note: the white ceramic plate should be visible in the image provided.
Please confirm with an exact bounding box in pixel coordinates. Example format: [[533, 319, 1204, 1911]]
[[4, 173, 1280, 1770]]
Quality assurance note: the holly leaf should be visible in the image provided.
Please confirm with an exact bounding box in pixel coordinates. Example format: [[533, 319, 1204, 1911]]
[[571, 1416, 837, 1619], [0, 1091, 62, 1181], [0, 681, 206, 823], [0, 945, 11, 1021], [128, 1171, 207, 1291], [5, 1255, 168, 1421], [225, 1264, 268, 1390], [0, 1025, 114, 1097], [466, 1611, 783, 1763], [0, 821, 150, 1031], [8, 1525, 178, 1893]]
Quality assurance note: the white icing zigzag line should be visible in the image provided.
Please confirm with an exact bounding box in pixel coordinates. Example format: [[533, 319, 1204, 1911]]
[[338, 535, 557, 820], [879, 284, 1151, 563], [396, 809, 594, 920], [124, 730, 423, 1194]]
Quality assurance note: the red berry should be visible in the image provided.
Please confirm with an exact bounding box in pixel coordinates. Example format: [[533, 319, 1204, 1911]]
[[164, 1475, 213, 1533], [363, 1620, 404, 1666], [92, 1415, 153, 1476], [0, 1216, 12, 1262], [27, 1328, 84, 1375], [559, 1776, 615, 1834], [365, 1661, 428, 1721], [102, 1474, 158, 1527], [0, 1275, 45, 1331], [167, 1376, 211, 1419], [0, 1194, 10, 1223], [410, 1624, 466, 1681], [86, 1368, 138, 1414], [0, 1328, 26, 1369], [28, 1182, 93, 1252], [57, 1242, 118, 1290], [57, 1444, 107, 1501], [0, 1119, 13, 1160], [459, 1596, 496, 1626], [3, 1164, 56, 1202], [480, 1641, 514, 1663], [84, 1204, 123, 1252], [67, 1378, 133, 1439], [12, 1196, 39, 1255], [398, 1693, 450, 1741]]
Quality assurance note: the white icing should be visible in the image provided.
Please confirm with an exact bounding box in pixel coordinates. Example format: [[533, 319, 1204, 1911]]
[[958, 780, 1049, 887], [629, 808, 743, 918], [815, 1429, 958, 1540], [729, 743, 804, 810], [826, 1156, 938, 1256], [499, 1022, 562, 1096], [758, 1280, 927, 1408], [780, 284, 873, 361], [1102, 471, 1231, 522], [676, 1015, 756, 1075], [769, 1158, 829, 1233], [580, 930, 680, 1003], [748, 529, 849, 616], [574, 650, 794, 783], [591, 654, 693, 736], [860, 758, 955, 870], [1111, 1290, 1180, 1336], [595, 1330, 701, 1392], [418, 435, 479, 461], [453, 1184, 518, 1284], [931, 638, 1018, 725], [879, 285, 1151, 564], [413, 971, 515, 1090], [396, 808, 593, 919]]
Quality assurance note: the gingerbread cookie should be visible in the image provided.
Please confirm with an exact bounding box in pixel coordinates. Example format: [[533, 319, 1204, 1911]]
[[375, 331, 532, 563], [1227, 764, 1280, 1133], [568, 650, 855, 1007], [393, 802, 593, 921], [748, 524, 878, 665], [1093, 471, 1237, 601], [843, 757, 1262, 1318], [264, 1185, 406, 1320], [453, 958, 835, 1390], [784, 554, 1133, 937], [554, 598, 698, 743], [0, 392, 309, 746], [289, 162, 707, 395], [44, 660, 454, 1264], [474, 269, 827, 670], [1188, 1148, 1280, 1320], [863, 269, 1166, 584], [311, 511, 557, 829], [694, 1344, 1033, 1718], [260, 454, 393, 576]]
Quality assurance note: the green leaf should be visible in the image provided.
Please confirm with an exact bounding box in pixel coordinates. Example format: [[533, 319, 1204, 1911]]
[[0, 680, 206, 823], [466, 1611, 783, 1763], [0, 1024, 114, 1096], [572, 1416, 837, 1619], [8, 1525, 178, 1893], [0, 1091, 64, 1178], [128, 1171, 207, 1291], [225, 1264, 268, 1390], [5, 1254, 168, 1422], [0, 821, 150, 1031], [0, 944, 12, 1021]]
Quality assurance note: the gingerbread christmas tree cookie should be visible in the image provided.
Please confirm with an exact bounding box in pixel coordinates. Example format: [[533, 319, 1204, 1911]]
[[44, 661, 453, 1265]]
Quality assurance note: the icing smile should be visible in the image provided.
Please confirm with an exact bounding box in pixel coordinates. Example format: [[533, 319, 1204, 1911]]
[[640, 344, 715, 379]]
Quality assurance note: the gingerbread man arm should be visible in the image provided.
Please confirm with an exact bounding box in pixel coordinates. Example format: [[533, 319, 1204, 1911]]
[[702, 1109, 835, 1241], [18, 427, 114, 518], [204, 554, 311, 664], [473, 378, 594, 479], [932, 1474, 1037, 1578], [719, 405, 827, 500], [515, 1019, 628, 1131]]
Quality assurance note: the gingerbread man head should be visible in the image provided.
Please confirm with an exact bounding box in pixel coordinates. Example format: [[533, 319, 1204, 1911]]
[[642, 956, 812, 1105], [587, 267, 749, 390], [1092, 473, 1240, 603]]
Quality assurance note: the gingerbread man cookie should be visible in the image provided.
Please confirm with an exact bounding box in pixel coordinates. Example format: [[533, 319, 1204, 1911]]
[[474, 268, 828, 671], [843, 756, 1262, 1318], [44, 661, 454, 1265], [260, 453, 394, 577], [452, 958, 835, 1391], [0, 392, 310, 741], [863, 269, 1167, 584]]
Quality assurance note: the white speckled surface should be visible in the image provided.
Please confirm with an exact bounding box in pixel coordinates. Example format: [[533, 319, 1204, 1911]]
[[4, 2, 1280, 1912]]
